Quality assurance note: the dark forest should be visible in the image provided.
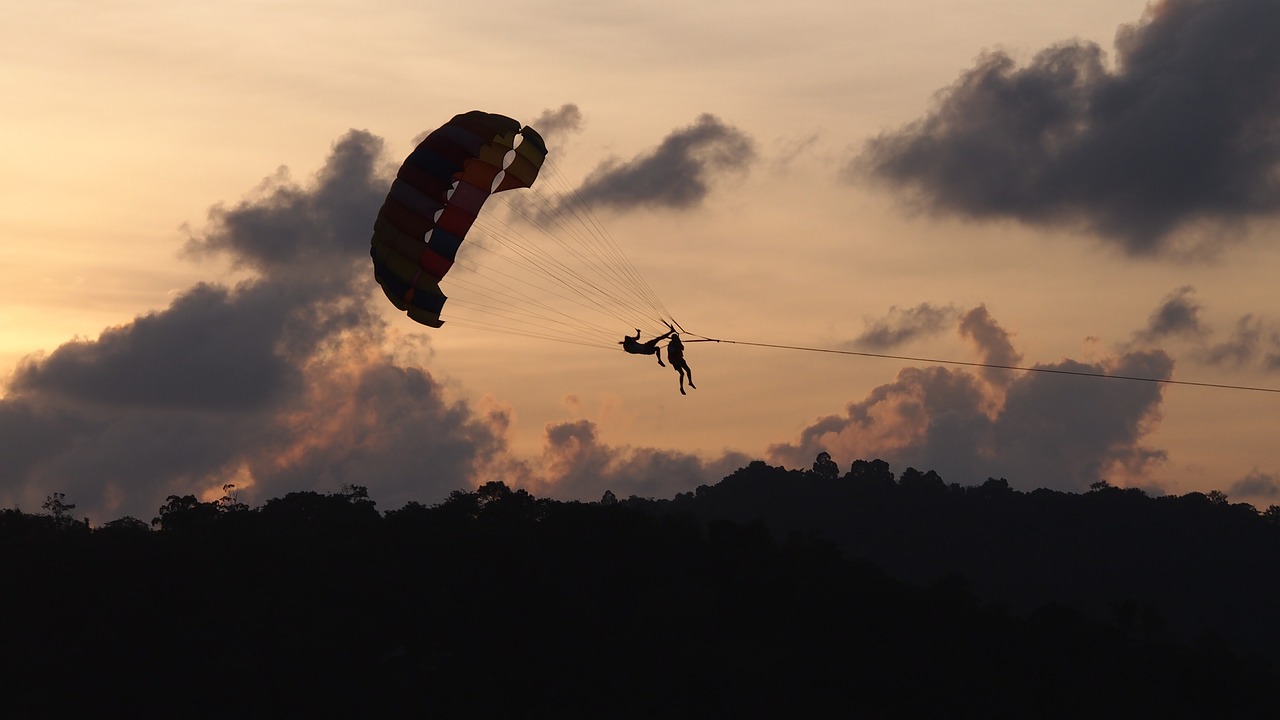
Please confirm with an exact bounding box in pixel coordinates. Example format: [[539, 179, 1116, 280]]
[[3, 456, 1277, 718]]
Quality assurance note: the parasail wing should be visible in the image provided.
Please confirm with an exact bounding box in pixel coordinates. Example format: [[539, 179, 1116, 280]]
[[370, 111, 547, 327]]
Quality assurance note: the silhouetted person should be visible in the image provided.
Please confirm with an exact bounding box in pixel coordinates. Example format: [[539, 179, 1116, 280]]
[[667, 333, 695, 394], [620, 327, 675, 366]]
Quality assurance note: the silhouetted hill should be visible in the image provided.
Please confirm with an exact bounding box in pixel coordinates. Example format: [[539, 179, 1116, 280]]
[[649, 458, 1280, 666], [1, 475, 1275, 717]]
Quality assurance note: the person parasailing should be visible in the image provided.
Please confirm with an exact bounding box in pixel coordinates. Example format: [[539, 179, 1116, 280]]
[[666, 330, 696, 395], [620, 326, 676, 366]]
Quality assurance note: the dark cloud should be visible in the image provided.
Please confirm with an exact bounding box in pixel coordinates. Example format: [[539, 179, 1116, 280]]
[[852, 302, 958, 349], [11, 283, 301, 411], [769, 308, 1170, 493], [1266, 333, 1280, 372], [531, 103, 584, 140], [1136, 286, 1207, 342], [989, 351, 1171, 490], [1229, 470, 1279, 500], [533, 419, 749, 501], [186, 131, 386, 276], [1203, 314, 1262, 366], [1127, 288, 1280, 371], [959, 305, 1023, 386], [852, 0, 1280, 255], [568, 114, 755, 212]]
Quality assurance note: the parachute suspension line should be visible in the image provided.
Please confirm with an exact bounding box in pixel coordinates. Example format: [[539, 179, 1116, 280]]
[[442, 280, 617, 346], [486, 191, 640, 309], [538, 160, 674, 321], [441, 316, 621, 350], [468, 212, 653, 329], [497, 157, 672, 323], [446, 265, 621, 344], [684, 335, 1280, 394], [460, 156, 684, 344], [486, 188, 660, 327]]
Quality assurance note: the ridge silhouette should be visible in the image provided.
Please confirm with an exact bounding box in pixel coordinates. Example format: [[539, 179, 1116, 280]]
[[2, 464, 1276, 716]]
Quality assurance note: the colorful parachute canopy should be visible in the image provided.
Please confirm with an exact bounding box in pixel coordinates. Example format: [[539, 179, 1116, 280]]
[[371, 111, 547, 327]]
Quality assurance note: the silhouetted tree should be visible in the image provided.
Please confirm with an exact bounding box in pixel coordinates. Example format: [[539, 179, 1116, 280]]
[[846, 458, 895, 488], [977, 477, 1013, 497], [98, 516, 151, 534], [1263, 505, 1280, 527], [41, 492, 81, 529], [151, 494, 221, 531], [899, 467, 945, 494], [812, 451, 839, 480], [215, 483, 250, 514]]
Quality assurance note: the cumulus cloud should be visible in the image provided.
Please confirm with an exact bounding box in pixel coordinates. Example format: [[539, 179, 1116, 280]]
[[1203, 315, 1262, 366], [852, 302, 958, 350], [531, 103, 584, 141], [1135, 286, 1208, 342], [520, 418, 749, 501], [567, 114, 756, 212], [852, 0, 1280, 255], [1229, 470, 1280, 501], [1126, 287, 1280, 371], [769, 307, 1171, 493], [959, 305, 1023, 387]]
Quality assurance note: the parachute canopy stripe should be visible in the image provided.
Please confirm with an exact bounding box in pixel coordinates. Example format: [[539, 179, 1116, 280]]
[[446, 181, 491, 218], [371, 110, 548, 328], [396, 161, 452, 203], [426, 228, 464, 262], [378, 195, 435, 242], [373, 270, 446, 328], [371, 223, 453, 281], [388, 178, 444, 220]]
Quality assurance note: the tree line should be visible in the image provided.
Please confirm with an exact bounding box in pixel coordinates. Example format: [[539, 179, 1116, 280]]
[[2, 460, 1276, 717]]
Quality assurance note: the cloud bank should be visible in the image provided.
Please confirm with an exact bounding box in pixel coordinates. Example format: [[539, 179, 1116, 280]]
[[569, 113, 756, 212], [852, 0, 1280, 255], [772, 306, 1172, 493], [851, 303, 959, 350]]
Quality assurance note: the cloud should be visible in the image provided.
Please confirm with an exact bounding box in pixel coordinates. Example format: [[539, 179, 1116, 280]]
[[1135, 286, 1207, 342], [959, 305, 1023, 386], [513, 418, 748, 501], [1203, 315, 1262, 366], [531, 103, 584, 141], [852, 302, 958, 350], [769, 308, 1171, 493], [1229, 470, 1279, 501], [852, 0, 1280, 255], [567, 114, 756, 212], [1126, 288, 1280, 371]]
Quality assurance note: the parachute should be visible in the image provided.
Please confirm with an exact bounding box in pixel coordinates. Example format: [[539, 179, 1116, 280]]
[[371, 111, 548, 328], [370, 110, 677, 348]]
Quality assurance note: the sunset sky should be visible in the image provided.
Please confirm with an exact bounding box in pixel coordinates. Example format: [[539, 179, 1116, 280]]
[[5, 0, 1280, 523]]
